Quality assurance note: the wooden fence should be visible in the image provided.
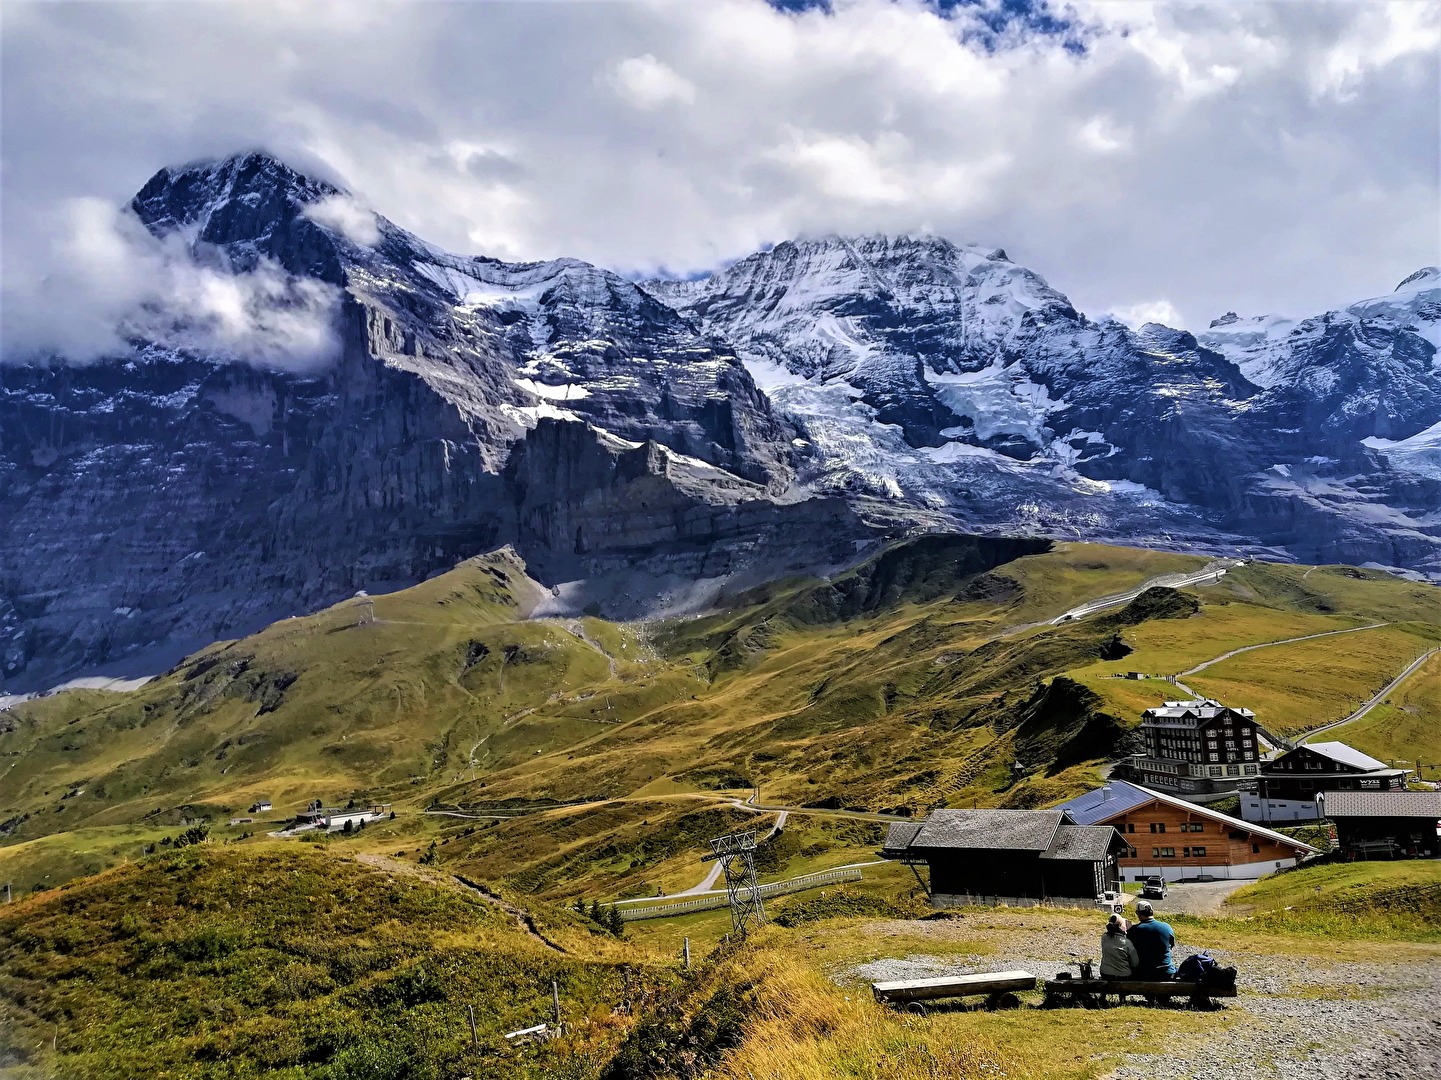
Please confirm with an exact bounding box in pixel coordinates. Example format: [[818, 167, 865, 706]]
[[616, 866, 864, 921]]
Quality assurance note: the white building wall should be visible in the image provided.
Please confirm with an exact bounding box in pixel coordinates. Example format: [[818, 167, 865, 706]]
[[1120, 857, 1300, 883], [1241, 796, 1322, 824]]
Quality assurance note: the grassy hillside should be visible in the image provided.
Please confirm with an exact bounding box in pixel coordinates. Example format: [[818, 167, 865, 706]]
[[6, 840, 1436, 1080], [1227, 859, 1441, 940], [1322, 650, 1441, 766], [4, 538, 1438, 905], [0, 844, 652, 1080]]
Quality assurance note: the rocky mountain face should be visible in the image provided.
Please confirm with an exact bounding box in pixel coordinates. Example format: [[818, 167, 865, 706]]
[[0, 154, 863, 691], [2, 155, 1437, 691], [651, 236, 1441, 575]]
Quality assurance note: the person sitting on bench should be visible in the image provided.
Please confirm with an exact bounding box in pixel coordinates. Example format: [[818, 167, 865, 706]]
[[1127, 900, 1176, 979], [1100, 914, 1139, 979]]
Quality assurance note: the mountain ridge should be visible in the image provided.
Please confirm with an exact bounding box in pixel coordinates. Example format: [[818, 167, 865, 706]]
[[1, 151, 1437, 692]]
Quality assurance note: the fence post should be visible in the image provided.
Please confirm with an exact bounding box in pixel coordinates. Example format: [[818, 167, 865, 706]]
[[683, 937, 691, 969], [467, 1004, 479, 1054], [553, 979, 562, 1030]]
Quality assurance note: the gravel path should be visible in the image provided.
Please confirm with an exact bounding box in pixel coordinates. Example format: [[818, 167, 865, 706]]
[[839, 913, 1441, 1080], [1146, 879, 1256, 916]]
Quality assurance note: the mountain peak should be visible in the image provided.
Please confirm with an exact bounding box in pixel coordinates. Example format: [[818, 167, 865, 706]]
[[1396, 266, 1440, 292], [130, 151, 344, 238]]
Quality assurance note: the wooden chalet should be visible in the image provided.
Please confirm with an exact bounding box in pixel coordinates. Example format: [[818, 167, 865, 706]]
[[1319, 791, 1441, 860], [1052, 780, 1318, 881], [1243, 742, 1406, 824], [881, 809, 1125, 908]]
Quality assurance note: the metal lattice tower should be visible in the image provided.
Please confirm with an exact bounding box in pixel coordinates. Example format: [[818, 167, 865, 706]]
[[355, 590, 374, 626], [704, 831, 766, 937]]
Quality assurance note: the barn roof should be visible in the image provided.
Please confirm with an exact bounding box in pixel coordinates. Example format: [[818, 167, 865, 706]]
[[1039, 823, 1122, 861], [881, 822, 923, 856], [911, 808, 1067, 852], [1319, 791, 1441, 818], [1296, 742, 1389, 772]]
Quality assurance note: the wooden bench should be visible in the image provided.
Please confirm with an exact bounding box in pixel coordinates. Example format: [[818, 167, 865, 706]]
[[872, 970, 1038, 1015], [1041, 976, 1237, 1010]]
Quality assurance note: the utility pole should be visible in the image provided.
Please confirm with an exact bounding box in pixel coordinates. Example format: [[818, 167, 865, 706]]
[[703, 831, 766, 938]]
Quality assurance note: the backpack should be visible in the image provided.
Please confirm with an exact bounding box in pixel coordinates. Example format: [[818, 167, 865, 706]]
[[1176, 951, 1218, 982], [1202, 963, 1237, 990]]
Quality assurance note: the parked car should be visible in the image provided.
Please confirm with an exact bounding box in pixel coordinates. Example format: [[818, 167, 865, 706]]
[[1140, 875, 1167, 900]]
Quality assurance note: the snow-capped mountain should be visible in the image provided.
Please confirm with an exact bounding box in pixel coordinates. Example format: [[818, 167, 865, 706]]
[[0, 154, 865, 690], [2, 155, 1438, 690], [651, 235, 1441, 574]]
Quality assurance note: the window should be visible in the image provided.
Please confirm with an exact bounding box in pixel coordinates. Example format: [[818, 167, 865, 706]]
[[1152, 847, 1160, 858], [1183, 847, 1190, 858], [1229, 831, 1246, 840], [1126, 822, 1135, 833], [1226, 765, 1240, 776], [1192, 846, 1206, 857], [1209, 753, 1219, 762], [1209, 766, 1223, 776], [1149, 822, 1158, 833], [1252, 843, 1261, 854], [1160, 847, 1175, 857]]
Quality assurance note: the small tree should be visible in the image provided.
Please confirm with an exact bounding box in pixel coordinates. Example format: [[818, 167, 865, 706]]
[[605, 905, 625, 937], [342, 819, 354, 835], [419, 840, 438, 866]]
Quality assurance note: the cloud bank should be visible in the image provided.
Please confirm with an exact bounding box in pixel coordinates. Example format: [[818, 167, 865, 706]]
[[2, 199, 340, 368], [1, 0, 1437, 345]]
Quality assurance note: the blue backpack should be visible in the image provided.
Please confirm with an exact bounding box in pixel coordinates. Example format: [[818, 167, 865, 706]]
[[1176, 951, 1218, 982]]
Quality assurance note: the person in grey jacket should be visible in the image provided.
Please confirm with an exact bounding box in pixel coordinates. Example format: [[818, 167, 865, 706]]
[[1100, 914, 1140, 978]]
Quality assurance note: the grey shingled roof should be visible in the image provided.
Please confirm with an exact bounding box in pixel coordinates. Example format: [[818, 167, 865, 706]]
[[1320, 791, 1441, 818], [881, 821, 923, 855], [1301, 742, 1389, 772], [911, 809, 1066, 851], [1039, 823, 1121, 861]]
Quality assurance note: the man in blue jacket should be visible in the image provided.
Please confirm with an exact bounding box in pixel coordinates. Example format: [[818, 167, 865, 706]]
[[1127, 900, 1177, 979]]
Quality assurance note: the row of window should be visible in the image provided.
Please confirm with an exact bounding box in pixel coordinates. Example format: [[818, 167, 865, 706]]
[[1123, 821, 1207, 834], [1122, 843, 1265, 860]]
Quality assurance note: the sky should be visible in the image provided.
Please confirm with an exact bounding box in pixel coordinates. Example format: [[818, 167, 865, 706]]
[[2, 0, 1438, 352]]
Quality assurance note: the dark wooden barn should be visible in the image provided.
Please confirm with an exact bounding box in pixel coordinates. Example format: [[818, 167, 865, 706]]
[[881, 808, 1125, 907], [1319, 791, 1441, 860]]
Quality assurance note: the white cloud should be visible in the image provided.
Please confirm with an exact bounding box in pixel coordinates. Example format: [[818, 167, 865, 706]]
[[610, 54, 696, 109], [303, 194, 381, 247], [1108, 299, 1184, 330], [0, 0, 1436, 338], [1, 199, 340, 368]]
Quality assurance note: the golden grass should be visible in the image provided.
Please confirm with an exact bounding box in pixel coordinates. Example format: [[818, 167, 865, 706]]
[[1323, 650, 1441, 766], [702, 927, 1233, 1080], [1186, 623, 1441, 735]]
